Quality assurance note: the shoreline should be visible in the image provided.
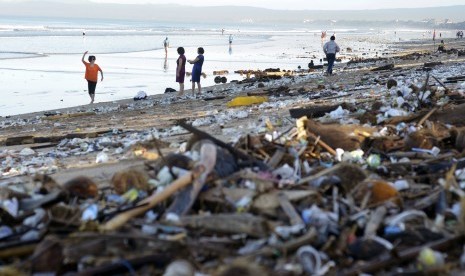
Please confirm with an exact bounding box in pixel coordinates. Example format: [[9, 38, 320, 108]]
[[2, 37, 463, 119], [2, 32, 458, 116]]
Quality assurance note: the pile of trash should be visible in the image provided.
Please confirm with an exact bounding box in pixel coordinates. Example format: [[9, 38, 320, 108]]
[[1, 94, 465, 275]]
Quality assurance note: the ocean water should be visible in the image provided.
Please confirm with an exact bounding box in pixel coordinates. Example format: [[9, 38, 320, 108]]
[[0, 17, 445, 116]]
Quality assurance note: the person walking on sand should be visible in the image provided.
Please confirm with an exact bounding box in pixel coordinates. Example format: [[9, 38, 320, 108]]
[[82, 51, 103, 104], [188, 47, 204, 96], [163, 37, 169, 56], [323, 35, 340, 76], [176, 47, 186, 96]]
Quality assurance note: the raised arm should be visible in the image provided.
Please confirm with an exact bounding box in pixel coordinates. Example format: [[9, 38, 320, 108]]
[[188, 57, 200, 64], [82, 51, 88, 65], [99, 67, 104, 81]]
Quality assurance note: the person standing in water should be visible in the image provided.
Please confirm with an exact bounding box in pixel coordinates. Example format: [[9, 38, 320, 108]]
[[82, 51, 103, 104], [163, 37, 169, 56], [176, 47, 186, 96], [188, 47, 204, 96], [323, 35, 340, 75]]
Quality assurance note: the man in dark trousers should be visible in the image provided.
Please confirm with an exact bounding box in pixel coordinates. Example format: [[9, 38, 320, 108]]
[[323, 35, 340, 75]]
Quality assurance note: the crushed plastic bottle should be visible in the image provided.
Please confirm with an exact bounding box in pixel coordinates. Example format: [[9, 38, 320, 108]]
[[235, 196, 253, 212], [95, 152, 109, 163], [275, 224, 305, 239], [394, 179, 410, 191], [20, 230, 40, 241], [412, 146, 440, 157], [23, 208, 46, 227], [19, 147, 35, 156], [82, 204, 99, 221], [2, 198, 19, 217], [141, 224, 158, 235], [0, 226, 13, 239]]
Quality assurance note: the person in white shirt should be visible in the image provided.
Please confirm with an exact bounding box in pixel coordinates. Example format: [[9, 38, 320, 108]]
[[323, 35, 340, 75]]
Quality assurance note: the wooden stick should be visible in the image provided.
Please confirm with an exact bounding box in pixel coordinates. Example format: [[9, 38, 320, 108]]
[[417, 107, 438, 126], [100, 170, 196, 232], [431, 75, 449, 92], [278, 193, 305, 226], [0, 243, 38, 259], [297, 163, 343, 186], [306, 130, 337, 156]]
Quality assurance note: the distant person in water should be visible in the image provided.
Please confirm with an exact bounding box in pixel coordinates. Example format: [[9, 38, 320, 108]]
[[163, 37, 169, 56], [229, 34, 233, 44], [323, 35, 340, 75], [188, 47, 205, 96], [82, 51, 103, 104], [176, 47, 186, 96]]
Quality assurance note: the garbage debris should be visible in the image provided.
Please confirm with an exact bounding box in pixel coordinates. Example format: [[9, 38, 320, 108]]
[[133, 90, 148, 101], [1, 41, 465, 275], [226, 96, 268, 107]]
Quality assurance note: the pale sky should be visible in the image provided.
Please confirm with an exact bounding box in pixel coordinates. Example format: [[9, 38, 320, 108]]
[[89, 0, 465, 10]]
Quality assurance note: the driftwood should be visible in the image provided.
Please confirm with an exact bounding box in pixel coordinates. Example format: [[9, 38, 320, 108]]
[[5, 136, 34, 146], [289, 104, 346, 119], [247, 90, 270, 96], [305, 119, 374, 151], [203, 95, 226, 101], [444, 75, 465, 84], [446, 75, 465, 81], [371, 64, 395, 71], [0, 240, 39, 259], [423, 61, 443, 67], [278, 193, 305, 226], [385, 103, 465, 127], [4, 129, 115, 146], [180, 213, 269, 238]]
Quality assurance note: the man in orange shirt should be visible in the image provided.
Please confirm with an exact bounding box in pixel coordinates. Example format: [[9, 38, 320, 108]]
[[82, 51, 104, 104]]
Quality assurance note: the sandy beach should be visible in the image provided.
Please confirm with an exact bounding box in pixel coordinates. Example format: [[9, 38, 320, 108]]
[[1, 36, 465, 274]]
